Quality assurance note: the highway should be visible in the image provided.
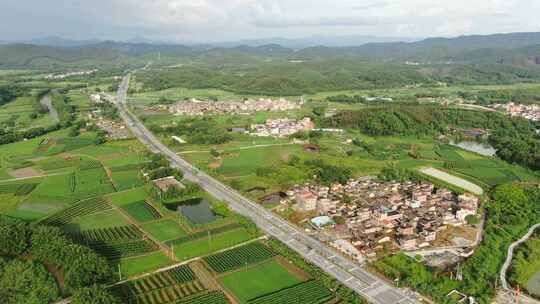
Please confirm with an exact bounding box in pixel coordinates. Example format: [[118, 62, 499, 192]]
[[115, 73, 423, 304]]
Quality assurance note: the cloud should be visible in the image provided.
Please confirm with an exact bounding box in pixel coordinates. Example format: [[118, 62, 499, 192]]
[[0, 0, 539, 42]]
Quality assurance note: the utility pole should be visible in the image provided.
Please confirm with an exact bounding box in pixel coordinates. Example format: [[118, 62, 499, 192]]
[[118, 264, 122, 281]]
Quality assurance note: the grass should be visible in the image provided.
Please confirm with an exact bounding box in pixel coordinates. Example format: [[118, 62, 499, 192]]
[[111, 170, 145, 191], [0, 96, 55, 129], [217, 145, 302, 177], [173, 228, 254, 261], [219, 260, 303, 303], [69, 209, 128, 230], [115, 251, 173, 278], [142, 219, 187, 242], [107, 187, 149, 206]]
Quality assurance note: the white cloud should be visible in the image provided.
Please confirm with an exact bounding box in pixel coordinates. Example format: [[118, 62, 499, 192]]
[[1, 0, 539, 41]]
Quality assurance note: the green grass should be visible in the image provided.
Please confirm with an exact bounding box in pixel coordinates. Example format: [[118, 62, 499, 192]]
[[220, 260, 303, 303], [69, 209, 128, 230], [218, 145, 302, 177], [142, 219, 187, 241], [107, 187, 149, 206], [115, 251, 173, 278], [111, 170, 145, 191], [173, 228, 254, 261]]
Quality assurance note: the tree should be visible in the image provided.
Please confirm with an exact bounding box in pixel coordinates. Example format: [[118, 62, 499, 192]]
[[0, 217, 29, 255], [210, 148, 220, 158], [71, 285, 120, 304], [0, 259, 60, 304]]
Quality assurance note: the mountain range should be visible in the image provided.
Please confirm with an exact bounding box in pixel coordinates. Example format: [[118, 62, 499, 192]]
[[1, 31, 540, 69]]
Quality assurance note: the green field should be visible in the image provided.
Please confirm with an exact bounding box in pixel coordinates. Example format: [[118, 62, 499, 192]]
[[69, 209, 128, 230], [142, 219, 187, 242], [107, 187, 149, 206], [173, 228, 254, 260], [220, 260, 303, 303], [116, 251, 173, 278]]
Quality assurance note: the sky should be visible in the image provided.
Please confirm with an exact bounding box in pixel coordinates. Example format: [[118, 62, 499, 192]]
[[2, 0, 540, 43]]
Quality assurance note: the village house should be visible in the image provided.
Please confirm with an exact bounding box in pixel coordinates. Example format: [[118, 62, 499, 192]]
[[285, 179, 479, 255]]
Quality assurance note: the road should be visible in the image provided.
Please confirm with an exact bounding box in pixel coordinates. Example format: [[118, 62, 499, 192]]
[[500, 223, 540, 290], [115, 73, 423, 304]]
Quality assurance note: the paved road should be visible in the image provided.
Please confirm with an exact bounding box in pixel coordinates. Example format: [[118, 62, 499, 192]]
[[500, 223, 540, 290], [115, 73, 423, 304]]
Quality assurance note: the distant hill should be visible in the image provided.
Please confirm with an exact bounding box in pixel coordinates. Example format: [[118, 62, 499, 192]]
[[0, 44, 135, 69], [2, 31, 540, 69]]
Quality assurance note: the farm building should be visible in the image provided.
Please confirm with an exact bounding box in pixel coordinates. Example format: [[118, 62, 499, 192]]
[[152, 176, 184, 192]]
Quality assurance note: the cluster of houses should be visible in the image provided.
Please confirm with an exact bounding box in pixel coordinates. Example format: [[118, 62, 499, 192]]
[[89, 93, 115, 103], [86, 110, 130, 140], [285, 179, 479, 259], [168, 98, 300, 116], [492, 102, 540, 122], [45, 69, 98, 80], [250, 117, 315, 138]]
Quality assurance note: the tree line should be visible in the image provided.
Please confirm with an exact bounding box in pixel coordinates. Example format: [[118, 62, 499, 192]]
[[0, 216, 119, 304]]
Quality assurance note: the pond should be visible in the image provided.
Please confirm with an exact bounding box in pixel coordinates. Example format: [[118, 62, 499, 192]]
[[164, 198, 222, 225], [449, 140, 497, 157]]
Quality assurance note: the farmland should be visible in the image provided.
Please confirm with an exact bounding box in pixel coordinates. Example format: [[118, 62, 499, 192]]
[[219, 260, 304, 303]]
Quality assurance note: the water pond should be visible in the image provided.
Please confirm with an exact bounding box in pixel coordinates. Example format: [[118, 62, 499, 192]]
[[165, 198, 222, 225], [449, 140, 497, 157]]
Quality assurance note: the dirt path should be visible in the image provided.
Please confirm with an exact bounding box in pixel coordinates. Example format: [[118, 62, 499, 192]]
[[177, 143, 295, 154], [190, 261, 221, 291], [110, 235, 267, 285]]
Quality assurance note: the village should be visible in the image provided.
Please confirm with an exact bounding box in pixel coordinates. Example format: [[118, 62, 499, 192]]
[[278, 179, 480, 261], [492, 102, 540, 122], [44, 69, 98, 80], [168, 97, 301, 116], [249, 117, 315, 137]]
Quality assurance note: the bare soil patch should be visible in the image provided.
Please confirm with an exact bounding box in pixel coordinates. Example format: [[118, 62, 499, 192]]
[[8, 167, 42, 178]]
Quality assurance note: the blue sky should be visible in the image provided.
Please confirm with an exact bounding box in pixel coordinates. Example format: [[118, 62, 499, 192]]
[[2, 0, 539, 42]]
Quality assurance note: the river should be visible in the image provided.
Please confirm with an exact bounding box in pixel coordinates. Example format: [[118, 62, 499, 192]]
[[39, 95, 59, 122], [449, 140, 497, 157]]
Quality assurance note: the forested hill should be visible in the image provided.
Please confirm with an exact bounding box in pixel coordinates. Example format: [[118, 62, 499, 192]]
[[0, 43, 140, 69], [3, 31, 540, 69]]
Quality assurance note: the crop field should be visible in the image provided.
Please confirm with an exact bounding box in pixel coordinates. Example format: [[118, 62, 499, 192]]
[[217, 146, 302, 177], [107, 187, 150, 206], [248, 280, 333, 304], [117, 252, 173, 278], [39, 197, 112, 226], [219, 260, 303, 303], [122, 201, 162, 223], [176, 292, 229, 304], [204, 242, 275, 273], [112, 265, 206, 304], [0, 182, 38, 196], [172, 228, 254, 261], [70, 225, 143, 243], [69, 209, 129, 230], [0, 96, 55, 129], [166, 223, 242, 246], [67, 224, 158, 260], [37, 135, 96, 156], [142, 219, 187, 242], [111, 169, 145, 191]]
